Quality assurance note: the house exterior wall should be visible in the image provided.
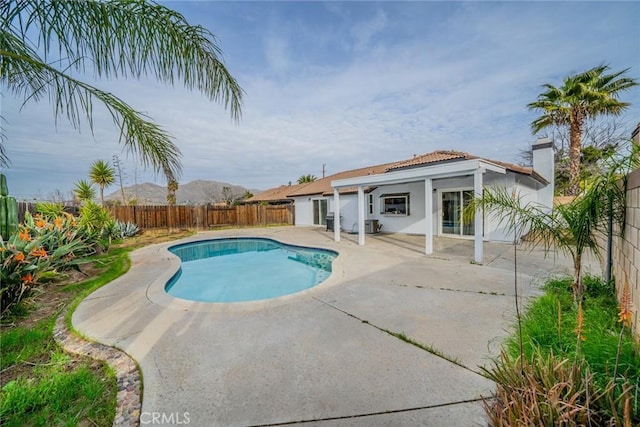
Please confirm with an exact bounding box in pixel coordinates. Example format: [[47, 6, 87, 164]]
[[295, 170, 549, 242], [481, 172, 543, 242], [367, 181, 427, 234], [330, 194, 358, 232], [293, 196, 327, 226]]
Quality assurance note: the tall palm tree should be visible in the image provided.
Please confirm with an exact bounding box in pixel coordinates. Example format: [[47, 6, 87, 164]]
[[528, 65, 637, 196], [74, 180, 96, 204], [1, 0, 243, 181], [167, 179, 178, 206], [297, 174, 317, 184], [89, 160, 115, 206]]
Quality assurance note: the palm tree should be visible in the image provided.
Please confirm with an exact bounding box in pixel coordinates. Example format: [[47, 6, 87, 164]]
[[528, 65, 637, 196], [1, 0, 243, 182], [297, 174, 317, 184], [74, 179, 96, 204], [470, 145, 638, 302], [167, 179, 178, 206], [89, 160, 115, 206]]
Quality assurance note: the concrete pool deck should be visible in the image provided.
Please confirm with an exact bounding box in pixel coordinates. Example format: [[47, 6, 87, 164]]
[[73, 227, 601, 426]]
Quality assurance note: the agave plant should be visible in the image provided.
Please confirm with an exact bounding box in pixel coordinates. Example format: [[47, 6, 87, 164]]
[[110, 220, 140, 239]]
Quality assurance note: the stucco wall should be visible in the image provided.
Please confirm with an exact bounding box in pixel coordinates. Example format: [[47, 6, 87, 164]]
[[293, 196, 327, 226], [294, 170, 548, 241], [368, 181, 428, 234], [610, 168, 640, 337]]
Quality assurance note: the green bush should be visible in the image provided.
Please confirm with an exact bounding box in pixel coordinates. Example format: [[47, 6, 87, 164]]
[[35, 202, 65, 220], [0, 212, 93, 315], [77, 201, 116, 250], [497, 275, 640, 423], [483, 350, 636, 426]]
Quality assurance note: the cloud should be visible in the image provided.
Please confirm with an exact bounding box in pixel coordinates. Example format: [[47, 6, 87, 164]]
[[264, 36, 291, 74], [350, 8, 388, 52], [2, 1, 639, 200]]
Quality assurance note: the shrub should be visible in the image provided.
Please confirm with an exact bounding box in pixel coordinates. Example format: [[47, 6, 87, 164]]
[[483, 350, 636, 426], [109, 221, 140, 239], [499, 275, 639, 423], [1, 213, 93, 315], [35, 202, 65, 220], [77, 201, 116, 250]]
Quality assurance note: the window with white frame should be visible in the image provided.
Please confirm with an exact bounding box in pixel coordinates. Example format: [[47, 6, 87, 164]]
[[380, 193, 409, 216]]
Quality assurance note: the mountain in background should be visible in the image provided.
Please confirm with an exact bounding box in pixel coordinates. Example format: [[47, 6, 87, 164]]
[[105, 180, 261, 205]]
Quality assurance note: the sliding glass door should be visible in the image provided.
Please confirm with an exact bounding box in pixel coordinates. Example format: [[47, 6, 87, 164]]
[[313, 199, 327, 226], [441, 190, 475, 237]]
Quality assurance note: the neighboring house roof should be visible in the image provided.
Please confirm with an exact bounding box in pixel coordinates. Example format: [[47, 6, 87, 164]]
[[256, 150, 547, 199], [247, 182, 311, 203], [285, 161, 401, 197]]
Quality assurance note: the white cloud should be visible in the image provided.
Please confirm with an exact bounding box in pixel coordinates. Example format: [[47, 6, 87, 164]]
[[350, 8, 388, 52], [2, 1, 639, 200]]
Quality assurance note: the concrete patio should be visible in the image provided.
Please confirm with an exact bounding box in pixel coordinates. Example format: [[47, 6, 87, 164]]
[[73, 227, 601, 426]]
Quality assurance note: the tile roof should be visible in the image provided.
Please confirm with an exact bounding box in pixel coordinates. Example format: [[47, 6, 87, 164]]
[[246, 182, 311, 202], [387, 150, 472, 170], [250, 149, 547, 200], [285, 161, 400, 197], [388, 150, 547, 184]]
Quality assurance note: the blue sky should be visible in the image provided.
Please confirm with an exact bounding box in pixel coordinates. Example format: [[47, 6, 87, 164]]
[[2, 1, 639, 200]]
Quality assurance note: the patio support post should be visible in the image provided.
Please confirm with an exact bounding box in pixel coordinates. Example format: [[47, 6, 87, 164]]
[[357, 186, 365, 245], [333, 188, 341, 242], [474, 168, 484, 263], [424, 178, 433, 255]]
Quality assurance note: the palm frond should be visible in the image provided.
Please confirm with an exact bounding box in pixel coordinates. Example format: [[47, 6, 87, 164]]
[[3, 0, 243, 118], [1, 0, 245, 179], [3, 47, 182, 179], [467, 187, 571, 256]]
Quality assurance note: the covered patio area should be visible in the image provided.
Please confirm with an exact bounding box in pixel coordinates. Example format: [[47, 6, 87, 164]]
[[331, 158, 504, 263]]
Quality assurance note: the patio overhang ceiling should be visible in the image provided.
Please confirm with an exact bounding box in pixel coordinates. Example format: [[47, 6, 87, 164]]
[[331, 159, 505, 189]]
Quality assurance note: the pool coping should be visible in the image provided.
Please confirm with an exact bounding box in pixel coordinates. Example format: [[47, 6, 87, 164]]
[[145, 234, 348, 313]]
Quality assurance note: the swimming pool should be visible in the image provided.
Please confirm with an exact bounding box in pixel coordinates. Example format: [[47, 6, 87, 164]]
[[165, 238, 337, 303]]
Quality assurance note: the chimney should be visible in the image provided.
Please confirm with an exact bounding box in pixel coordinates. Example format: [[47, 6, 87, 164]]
[[532, 137, 554, 211]]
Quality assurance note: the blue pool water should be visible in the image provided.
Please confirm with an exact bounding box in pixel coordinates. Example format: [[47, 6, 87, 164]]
[[165, 238, 337, 302]]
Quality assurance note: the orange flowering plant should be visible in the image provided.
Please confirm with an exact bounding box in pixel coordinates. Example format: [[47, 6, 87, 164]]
[[1, 212, 94, 316]]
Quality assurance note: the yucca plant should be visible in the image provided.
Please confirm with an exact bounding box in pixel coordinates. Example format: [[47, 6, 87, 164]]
[[89, 159, 115, 207], [74, 179, 96, 204]]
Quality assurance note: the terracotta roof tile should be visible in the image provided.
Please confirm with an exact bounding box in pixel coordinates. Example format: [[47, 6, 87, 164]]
[[252, 149, 548, 199], [247, 182, 311, 202], [387, 150, 474, 170], [286, 161, 400, 197]]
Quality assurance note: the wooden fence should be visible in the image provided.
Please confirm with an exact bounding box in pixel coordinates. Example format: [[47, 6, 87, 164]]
[[107, 204, 294, 229], [17, 201, 78, 223], [16, 202, 294, 229]]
